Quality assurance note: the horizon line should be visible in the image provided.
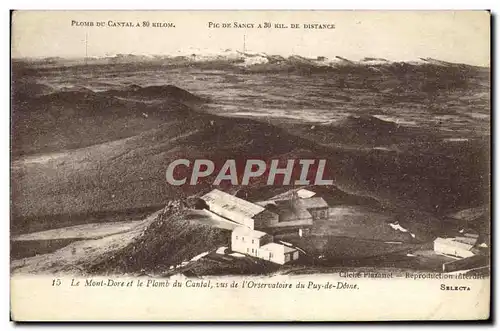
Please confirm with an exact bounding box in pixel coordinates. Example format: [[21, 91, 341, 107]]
[[10, 52, 490, 68]]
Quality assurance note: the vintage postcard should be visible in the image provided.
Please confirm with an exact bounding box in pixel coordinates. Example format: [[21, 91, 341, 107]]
[[10, 10, 490, 321]]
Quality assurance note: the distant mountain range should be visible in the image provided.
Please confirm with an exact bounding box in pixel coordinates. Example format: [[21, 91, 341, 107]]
[[12, 49, 488, 69]]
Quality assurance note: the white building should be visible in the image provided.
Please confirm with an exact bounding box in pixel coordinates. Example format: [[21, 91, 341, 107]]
[[231, 226, 273, 258], [231, 227, 300, 265], [200, 189, 278, 229], [434, 237, 476, 259], [260, 243, 300, 265]]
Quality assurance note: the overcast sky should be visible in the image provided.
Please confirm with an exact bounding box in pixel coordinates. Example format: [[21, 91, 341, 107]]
[[11, 11, 490, 66]]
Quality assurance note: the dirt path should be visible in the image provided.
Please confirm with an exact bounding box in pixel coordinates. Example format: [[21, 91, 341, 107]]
[[12, 221, 144, 241], [11, 211, 160, 275]]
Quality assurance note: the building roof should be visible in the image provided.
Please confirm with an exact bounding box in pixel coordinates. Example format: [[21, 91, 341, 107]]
[[261, 242, 298, 254], [434, 237, 474, 251], [232, 226, 269, 239], [297, 197, 329, 209], [267, 188, 316, 201], [267, 189, 297, 201], [296, 189, 316, 199], [201, 189, 265, 218]]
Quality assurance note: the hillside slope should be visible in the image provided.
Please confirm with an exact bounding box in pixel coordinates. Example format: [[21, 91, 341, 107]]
[[87, 200, 230, 275], [11, 80, 489, 242], [11, 84, 204, 156], [11, 101, 324, 233]]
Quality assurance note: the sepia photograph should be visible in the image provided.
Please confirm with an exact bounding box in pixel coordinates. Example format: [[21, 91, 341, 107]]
[[9, 10, 491, 321]]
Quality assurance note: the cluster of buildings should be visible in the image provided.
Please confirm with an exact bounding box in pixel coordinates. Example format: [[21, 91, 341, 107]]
[[198, 188, 329, 265], [196, 188, 489, 271]]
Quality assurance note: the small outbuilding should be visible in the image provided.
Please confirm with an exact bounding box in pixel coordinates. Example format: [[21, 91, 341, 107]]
[[434, 237, 476, 259], [260, 242, 300, 265]]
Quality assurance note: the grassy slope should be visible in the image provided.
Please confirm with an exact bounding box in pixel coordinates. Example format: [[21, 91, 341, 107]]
[[11, 83, 202, 156], [11, 109, 317, 230], [87, 201, 230, 274]]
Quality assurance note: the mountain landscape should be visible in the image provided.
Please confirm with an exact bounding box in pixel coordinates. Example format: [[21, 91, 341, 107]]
[[10, 51, 490, 275]]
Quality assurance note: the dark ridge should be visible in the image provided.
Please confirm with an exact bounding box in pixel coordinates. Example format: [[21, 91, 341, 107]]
[[104, 84, 205, 103], [14, 84, 203, 117], [11, 83, 205, 156], [19, 84, 204, 106], [334, 115, 402, 133], [25, 90, 126, 116]]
